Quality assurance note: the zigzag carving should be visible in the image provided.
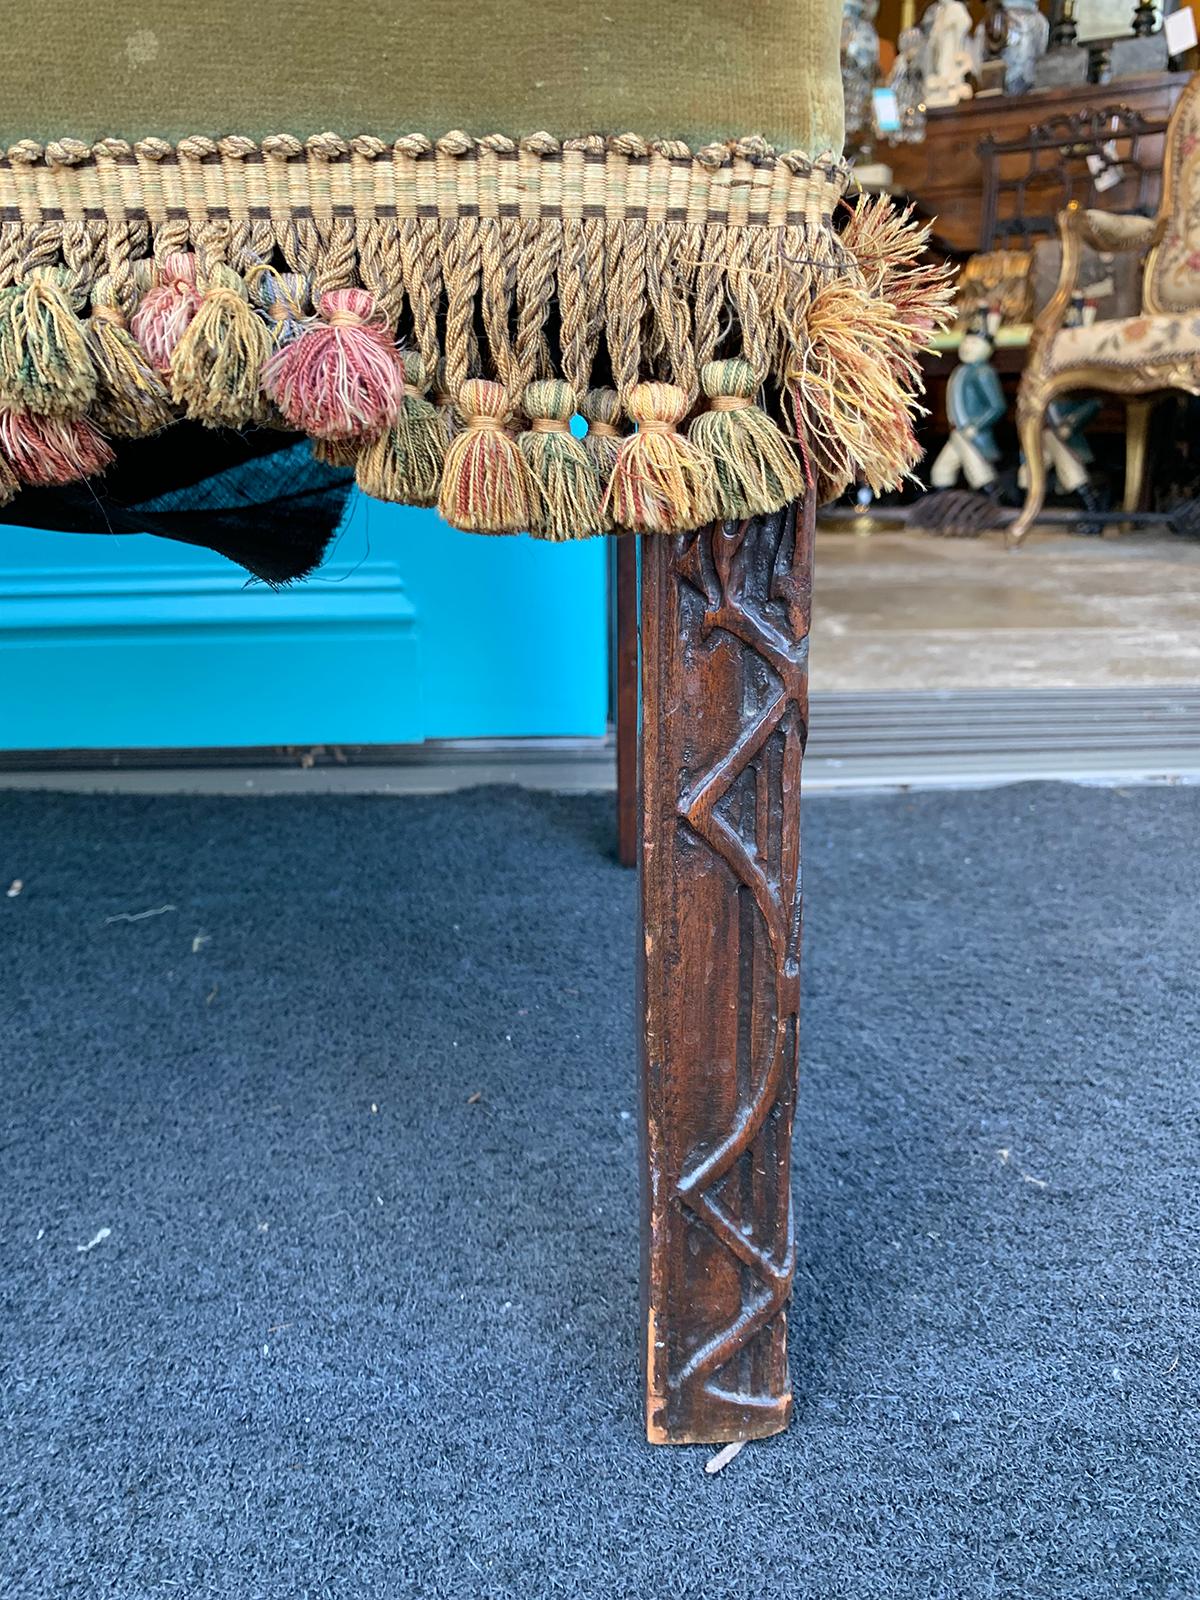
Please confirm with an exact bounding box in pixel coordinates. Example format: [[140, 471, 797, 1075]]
[[670, 517, 808, 1406]]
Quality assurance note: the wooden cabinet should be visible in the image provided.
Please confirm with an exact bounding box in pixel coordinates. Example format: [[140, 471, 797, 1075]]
[[886, 71, 1190, 252]]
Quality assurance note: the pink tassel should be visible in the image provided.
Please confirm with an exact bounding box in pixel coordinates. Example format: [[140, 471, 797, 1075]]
[[0, 410, 114, 486], [260, 288, 402, 441], [129, 253, 203, 376]]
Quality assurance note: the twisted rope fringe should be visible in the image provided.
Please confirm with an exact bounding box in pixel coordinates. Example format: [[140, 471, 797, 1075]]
[[0, 134, 952, 530]]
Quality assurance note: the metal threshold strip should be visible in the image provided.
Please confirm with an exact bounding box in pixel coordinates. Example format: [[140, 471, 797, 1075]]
[[803, 685, 1200, 791], [0, 687, 1197, 795]]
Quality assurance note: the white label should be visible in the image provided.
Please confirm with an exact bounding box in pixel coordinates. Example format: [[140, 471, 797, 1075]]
[[1165, 6, 1198, 52]]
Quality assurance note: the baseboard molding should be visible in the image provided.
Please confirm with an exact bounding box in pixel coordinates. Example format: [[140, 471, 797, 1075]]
[[1, 687, 1197, 796]]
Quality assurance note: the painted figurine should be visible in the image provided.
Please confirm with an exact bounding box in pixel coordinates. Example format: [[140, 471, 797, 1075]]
[[998, 0, 1050, 93], [1020, 395, 1100, 496], [930, 318, 1006, 490], [922, 0, 975, 107]]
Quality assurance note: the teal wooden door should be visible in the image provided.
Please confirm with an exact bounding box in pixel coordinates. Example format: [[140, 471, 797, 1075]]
[[0, 497, 609, 751]]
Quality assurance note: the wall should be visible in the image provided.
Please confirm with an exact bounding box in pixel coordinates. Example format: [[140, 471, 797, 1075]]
[[0, 497, 610, 752]]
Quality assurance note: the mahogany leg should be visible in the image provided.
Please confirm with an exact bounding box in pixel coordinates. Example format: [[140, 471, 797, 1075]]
[[638, 502, 812, 1445], [614, 533, 639, 869]]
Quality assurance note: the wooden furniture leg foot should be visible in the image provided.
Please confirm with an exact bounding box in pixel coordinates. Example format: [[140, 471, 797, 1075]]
[[1011, 391, 1050, 546], [1124, 397, 1153, 514], [638, 502, 812, 1445]]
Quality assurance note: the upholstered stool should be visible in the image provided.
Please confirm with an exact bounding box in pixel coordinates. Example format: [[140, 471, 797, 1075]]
[[0, 0, 947, 1442]]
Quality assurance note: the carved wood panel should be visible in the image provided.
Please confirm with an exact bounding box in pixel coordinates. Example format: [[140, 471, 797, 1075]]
[[639, 502, 812, 1445]]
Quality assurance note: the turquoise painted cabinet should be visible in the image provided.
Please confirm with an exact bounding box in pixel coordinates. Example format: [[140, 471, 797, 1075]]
[[0, 498, 609, 751]]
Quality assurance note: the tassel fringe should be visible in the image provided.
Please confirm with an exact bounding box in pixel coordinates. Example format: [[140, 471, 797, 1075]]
[[607, 384, 713, 534], [130, 253, 203, 377], [261, 288, 402, 440], [0, 410, 114, 486], [518, 381, 604, 541], [0, 136, 951, 531], [356, 352, 447, 507], [438, 380, 531, 534], [86, 276, 175, 438], [688, 360, 805, 519], [171, 264, 273, 428], [0, 270, 96, 418]]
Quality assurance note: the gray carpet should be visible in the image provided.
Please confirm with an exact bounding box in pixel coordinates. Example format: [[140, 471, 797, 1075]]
[[1, 782, 1196, 1599]]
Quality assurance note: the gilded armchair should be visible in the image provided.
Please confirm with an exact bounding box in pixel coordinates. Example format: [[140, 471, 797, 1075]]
[[1012, 71, 1200, 544]]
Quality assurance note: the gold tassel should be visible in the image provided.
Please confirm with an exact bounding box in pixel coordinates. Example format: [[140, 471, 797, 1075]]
[[688, 359, 805, 519], [517, 380, 603, 541], [786, 275, 920, 501], [85, 276, 175, 439], [169, 264, 273, 428], [356, 352, 447, 507], [0, 269, 96, 418], [605, 382, 712, 534], [787, 200, 954, 502], [0, 447, 18, 506], [437, 379, 531, 534]]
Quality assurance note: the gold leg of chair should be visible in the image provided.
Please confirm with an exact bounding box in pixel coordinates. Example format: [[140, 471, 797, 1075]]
[[1009, 394, 1049, 547], [1123, 398, 1153, 515]]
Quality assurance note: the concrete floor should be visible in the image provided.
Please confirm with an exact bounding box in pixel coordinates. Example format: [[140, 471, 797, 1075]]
[[811, 526, 1200, 693]]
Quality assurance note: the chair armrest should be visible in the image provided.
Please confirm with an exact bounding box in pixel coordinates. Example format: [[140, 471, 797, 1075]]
[[1076, 209, 1166, 255], [1024, 201, 1158, 369]]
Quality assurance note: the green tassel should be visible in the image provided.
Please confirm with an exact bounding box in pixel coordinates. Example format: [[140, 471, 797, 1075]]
[[518, 380, 604, 541], [169, 263, 272, 427], [356, 352, 448, 506], [688, 359, 805, 520], [86, 275, 175, 438], [0, 268, 96, 417]]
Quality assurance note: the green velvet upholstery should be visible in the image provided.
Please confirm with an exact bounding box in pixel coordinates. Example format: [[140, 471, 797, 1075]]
[[2, 0, 844, 153]]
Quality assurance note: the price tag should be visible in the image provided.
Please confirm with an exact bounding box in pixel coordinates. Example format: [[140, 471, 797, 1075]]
[[1165, 5, 1198, 52], [872, 87, 902, 135]]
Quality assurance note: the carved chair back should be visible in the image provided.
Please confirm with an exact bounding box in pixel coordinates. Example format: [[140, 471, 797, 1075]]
[[978, 101, 1172, 254], [1144, 71, 1200, 314]]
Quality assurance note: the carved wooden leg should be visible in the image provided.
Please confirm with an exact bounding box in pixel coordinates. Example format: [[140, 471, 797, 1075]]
[[1124, 398, 1153, 514], [1010, 388, 1050, 547], [638, 502, 812, 1445]]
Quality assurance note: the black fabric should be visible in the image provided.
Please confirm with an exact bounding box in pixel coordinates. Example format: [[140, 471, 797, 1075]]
[[1, 782, 1196, 1597], [0, 426, 353, 583]]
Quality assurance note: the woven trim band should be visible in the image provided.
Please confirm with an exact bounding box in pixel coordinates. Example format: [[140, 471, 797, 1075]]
[[0, 132, 847, 228], [0, 129, 952, 540]]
